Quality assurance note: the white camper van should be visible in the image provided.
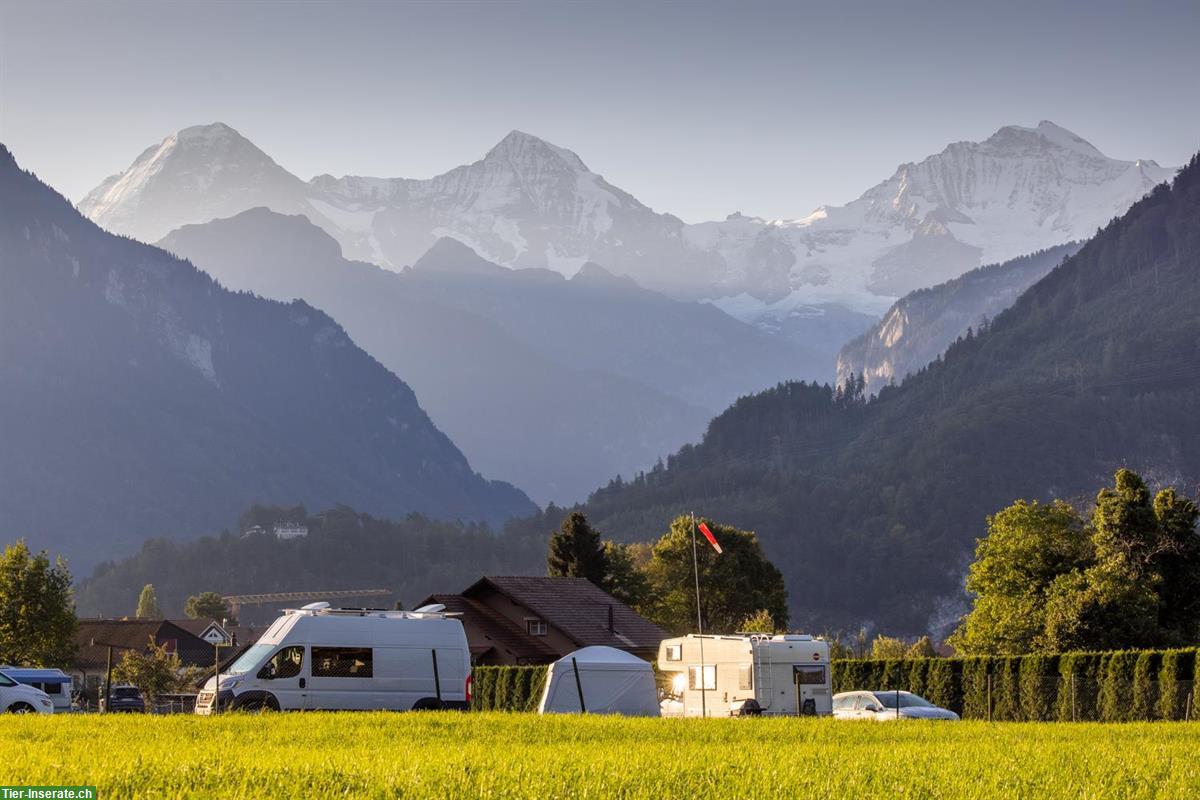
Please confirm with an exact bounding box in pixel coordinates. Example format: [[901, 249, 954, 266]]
[[195, 604, 471, 714], [657, 634, 832, 717]]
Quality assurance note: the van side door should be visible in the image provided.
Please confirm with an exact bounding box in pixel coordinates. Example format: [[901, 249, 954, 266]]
[[255, 645, 307, 710]]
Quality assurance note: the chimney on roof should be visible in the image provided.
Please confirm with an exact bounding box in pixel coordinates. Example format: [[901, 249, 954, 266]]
[[608, 604, 614, 632]]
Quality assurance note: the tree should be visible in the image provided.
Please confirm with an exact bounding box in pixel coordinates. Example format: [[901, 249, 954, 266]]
[[949, 500, 1090, 655], [0, 540, 77, 666], [601, 541, 651, 611], [953, 470, 1200, 654], [184, 592, 235, 624], [870, 635, 907, 660], [136, 584, 163, 619], [739, 609, 779, 634], [546, 512, 606, 586], [643, 516, 788, 634], [111, 636, 201, 704], [905, 635, 938, 659]]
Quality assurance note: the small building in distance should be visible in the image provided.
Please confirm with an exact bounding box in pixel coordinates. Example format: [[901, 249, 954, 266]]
[[273, 523, 308, 540], [422, 576, 667, 666]]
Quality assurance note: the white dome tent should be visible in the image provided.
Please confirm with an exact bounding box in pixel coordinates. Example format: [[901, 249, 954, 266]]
[[537, 646, 659, 717]]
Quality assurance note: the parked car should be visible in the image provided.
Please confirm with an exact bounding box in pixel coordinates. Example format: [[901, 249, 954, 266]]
[[0, 667, 54, 714], [832, 690, 959, 721], [101, 685, 146, 713], [196, 602, 471, 713]]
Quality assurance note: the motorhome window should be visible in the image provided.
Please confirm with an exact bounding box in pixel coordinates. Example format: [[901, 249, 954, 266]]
[[227, 643, 274, 675], [258, 645, 304, 680], [793, 665, 825, 685], [526, 619, 547, 636], [688, 665, 716, 691], [312, 647, 373, 678], [665, 644, 682, 661], [738, 665, 753, 690]]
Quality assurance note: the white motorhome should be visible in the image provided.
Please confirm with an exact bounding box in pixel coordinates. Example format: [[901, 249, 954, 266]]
[[657, 634, 832, 717], [195, 604, 471, 713], [0, 667, 72, 712], [0, 667, 55, 714]]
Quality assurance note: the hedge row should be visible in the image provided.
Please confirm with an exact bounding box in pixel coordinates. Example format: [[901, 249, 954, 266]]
[[832, 648, 1199, 721], [470, 665, 548, 712], [470, 648, 1199, 719]]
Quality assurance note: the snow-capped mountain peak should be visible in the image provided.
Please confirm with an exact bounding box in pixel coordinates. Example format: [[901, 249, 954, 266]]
[[483, 129, 590, 173], [83, 120, 1175, 321], [79, 121, 307, 244]]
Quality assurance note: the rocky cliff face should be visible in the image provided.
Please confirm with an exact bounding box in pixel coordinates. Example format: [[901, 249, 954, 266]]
[[836, 242, 1083, 395]]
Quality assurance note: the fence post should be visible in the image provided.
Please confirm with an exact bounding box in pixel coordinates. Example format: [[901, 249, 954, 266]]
[[1186, 691, 1193, 722], [1071, 674, 1077, 723], [987, 674, 992, 723]]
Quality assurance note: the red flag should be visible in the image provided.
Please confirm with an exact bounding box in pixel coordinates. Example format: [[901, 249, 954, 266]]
[[697, 521, 722, 554]]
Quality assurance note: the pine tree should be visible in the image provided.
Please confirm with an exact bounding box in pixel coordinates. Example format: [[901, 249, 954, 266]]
[[546, 512, 607, 586]]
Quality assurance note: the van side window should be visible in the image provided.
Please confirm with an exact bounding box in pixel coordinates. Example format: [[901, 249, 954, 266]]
[[258, 645, 304, 680], [312, 647, 374, 678]]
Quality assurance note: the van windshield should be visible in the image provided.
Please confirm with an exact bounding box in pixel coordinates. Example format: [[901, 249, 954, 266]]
[[226, 643, 275, 675]]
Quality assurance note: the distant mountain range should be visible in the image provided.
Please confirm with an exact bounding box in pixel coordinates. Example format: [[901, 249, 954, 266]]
[[0, 144, 533, 571], [159, 211, 818, 502], [837, 242, 1083, 396], [81, 121, 1174, 338], [545, 153, 1200, 633]]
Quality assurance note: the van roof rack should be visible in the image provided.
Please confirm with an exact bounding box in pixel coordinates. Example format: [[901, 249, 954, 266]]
[[282, 607, 461, 619]]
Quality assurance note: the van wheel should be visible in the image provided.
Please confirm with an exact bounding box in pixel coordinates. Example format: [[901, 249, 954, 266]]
[[7, 702, 35, 714], [232, 693, 279, 712]]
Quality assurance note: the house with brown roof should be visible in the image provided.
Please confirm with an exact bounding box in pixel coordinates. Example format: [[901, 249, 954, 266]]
[[70, 619, 230, 692], [422, 576, 667, 666]]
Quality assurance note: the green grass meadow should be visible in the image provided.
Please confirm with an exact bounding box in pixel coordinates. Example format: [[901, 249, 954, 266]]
[[3, 713, 1199, 799]]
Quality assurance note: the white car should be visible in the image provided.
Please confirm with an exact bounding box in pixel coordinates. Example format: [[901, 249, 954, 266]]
[[832, 690, 959, 721], [0, 668, 55, 714]]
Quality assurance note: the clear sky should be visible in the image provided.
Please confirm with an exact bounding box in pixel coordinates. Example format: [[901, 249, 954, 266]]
[[2, 0, 1197, 222]]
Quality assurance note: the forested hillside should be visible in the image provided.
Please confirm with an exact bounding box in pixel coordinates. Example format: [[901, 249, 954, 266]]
[[75, 505, 547, 619], [546, 154, 1200, 633]]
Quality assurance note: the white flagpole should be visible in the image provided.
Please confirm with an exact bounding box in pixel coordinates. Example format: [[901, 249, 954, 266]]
[[692, 511, 706, 718]]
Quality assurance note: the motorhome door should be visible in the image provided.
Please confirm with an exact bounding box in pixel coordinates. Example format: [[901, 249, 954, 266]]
[[793, 665, 824, 716]]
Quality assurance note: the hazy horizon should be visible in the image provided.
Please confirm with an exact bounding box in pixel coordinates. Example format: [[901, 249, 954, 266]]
[[2, 0, 1199, 223]]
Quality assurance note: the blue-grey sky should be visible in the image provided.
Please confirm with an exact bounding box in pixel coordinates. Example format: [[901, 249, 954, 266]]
[[2, 0, 1197, 222]]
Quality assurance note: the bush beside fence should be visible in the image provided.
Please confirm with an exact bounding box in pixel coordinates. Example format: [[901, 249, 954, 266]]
[[831, 647, 1199, 721]]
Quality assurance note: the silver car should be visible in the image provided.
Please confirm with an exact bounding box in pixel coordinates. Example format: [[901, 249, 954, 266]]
[[832, 690, 959, 721]]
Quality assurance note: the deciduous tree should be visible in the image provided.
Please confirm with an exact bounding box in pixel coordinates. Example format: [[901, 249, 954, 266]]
[[0, 541, 77, 666]]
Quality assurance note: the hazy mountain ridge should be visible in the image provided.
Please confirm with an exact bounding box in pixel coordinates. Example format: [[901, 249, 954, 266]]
[[836, 242, 1084, 395], [1, 144, 534, 570], [159, 211, 820, 503], [80, 121, 1171, 334]]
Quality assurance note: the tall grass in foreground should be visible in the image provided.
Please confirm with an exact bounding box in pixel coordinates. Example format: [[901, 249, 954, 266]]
[[3, 713, 1199, 799]]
